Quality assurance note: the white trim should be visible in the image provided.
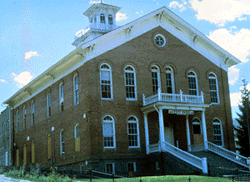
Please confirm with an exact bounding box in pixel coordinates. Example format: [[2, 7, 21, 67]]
[[100, 63, 113, 100], [154, 34, 166, 47], [103, 115, 116, 148], [73, 74, 79, 105], [105, 162, 115, 174], [74, 124, 79, 138], [166, 66, 175, 94], [208, 72, 220, 104], [151, 65, 161, 94], [127, 116, 140, 148], [59, 82, 64, 112], [127, 162, 136, 172], [213, 118, 224, 147], [192, 117, 202, 134], [124, 65, 137, 101], [31, 101, 35, 126], [47, 92, 51, 118], [188, 70, 199, 96], [60, 129, 65, 155]]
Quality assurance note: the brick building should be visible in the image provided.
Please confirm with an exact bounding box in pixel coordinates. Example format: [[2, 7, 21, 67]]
[[3, 2, 246, 176]]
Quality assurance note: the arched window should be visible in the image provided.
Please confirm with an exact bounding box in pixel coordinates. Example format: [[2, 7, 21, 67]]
[[74, 124, 80, 152], [47, 92, 51, 118], [108, 14, 113, 25], [73, 74, 79, 105], [152, 65, 161, 95], [125, 66, 137, 100], [127, 116, 140, 148], [166, 66, 175, 94], [23, 106, 26, 130], [31, 101, 35, 126], [188, 71, 198, 95], [103, 116, 115, 148], [100, 64, 112, 99], [192, 118, 201, 134], [16, 110, 19, 133], [100, 13, 105, 23], [209, 73, 219, 103], [59, 83, 64, 112], [213, 119, 223, 146], [60, 130, 65, 155]]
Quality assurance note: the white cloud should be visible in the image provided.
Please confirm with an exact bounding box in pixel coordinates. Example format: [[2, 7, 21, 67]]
[[116, 12, 128, 21], [25, 51, 39, 61], [228, 66, 240, 85], [0, 79, 6, 83], [169, 0, 187, 12], [208, 28, 250, 63], [190, 0, 250, 26], [89, 0, 100, 4], [230, 92, 241, 107], [135, 10, 143, 17], [12, 71, 33, 88]]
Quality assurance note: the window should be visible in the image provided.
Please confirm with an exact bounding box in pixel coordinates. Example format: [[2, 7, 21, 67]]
[[103, 116, 115, 148], [100, 64, 112, 99], [100, 13, 105, 23], [31, 141, 35, 164], [188, 71, 198, 95], [166, 66, 175, 94], [125, 66, 137, 100], [23, 106, 26, 130], [192, 118, 201, 134], [105, 163, 115, 174], [73, 75, 79, 105], [48, 134, 52, 159], [59, 83, 64, 112], [128, 162, 136, 172], [154, 34, 166, 47], [213, 119, 223, 146], [209, 73, 219, 103], [127, 116, 140, 148], [31, 101, 35, 126], [16, 110, 19, 133], [152, 66, 161, 94], [60, 130, 65, 155], [47, 93, 51, 118], [74, 124, 80, 152], [108, 14, 113, 25]]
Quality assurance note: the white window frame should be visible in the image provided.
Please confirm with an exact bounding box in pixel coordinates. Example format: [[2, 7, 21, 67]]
[[166, 66, 175, 94], [73, 74, 79, 105], [74, 124, 79, 139], [47, 92, 51, 118], [188, 71, 199, 95], [105, 163, 115, 174], [124, 66, 137, 100], [5, 151, 8, 166], [213, 119, 224, 147], [192, 118, 202, 134], [108, 14, 113, 25], [151, 65, 161, 95], [127, 162, 136, 172], [100, 13, 105, 23], [127, 116, 140, 148], [59, 82, 64, 112], [100, 63, 113, 100], [60, 130, 65, 155], [23, 106, 26, 130], [103, 115, 116, 148], [209, 73, 219, 104], [154, 34, 166, 47], [16, 110, 19, 133], [31, 101, 35, 126]]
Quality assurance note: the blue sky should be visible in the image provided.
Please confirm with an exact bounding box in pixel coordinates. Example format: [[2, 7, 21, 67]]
[[1, 0, 250, 122]]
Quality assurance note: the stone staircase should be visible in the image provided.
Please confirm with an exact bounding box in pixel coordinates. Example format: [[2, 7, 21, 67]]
[[189, 151, 250, 177]]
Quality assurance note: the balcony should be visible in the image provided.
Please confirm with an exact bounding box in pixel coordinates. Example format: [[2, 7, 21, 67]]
[[143, 90, 204, 106]]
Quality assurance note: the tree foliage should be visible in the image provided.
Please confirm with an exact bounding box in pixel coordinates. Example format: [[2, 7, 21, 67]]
[[235, 79, 250, 157]]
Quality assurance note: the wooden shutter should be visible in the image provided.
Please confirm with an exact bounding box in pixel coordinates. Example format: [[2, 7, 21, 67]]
[[16, 149, 19, 167], [23, 144, 26, 166], [48, 135, 51, 159], [32, 142, 35, 163], [75, 137, 80, 152]]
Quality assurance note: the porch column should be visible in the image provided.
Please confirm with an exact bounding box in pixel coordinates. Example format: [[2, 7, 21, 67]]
[[202, 110, 208, 150], [186, 115, 191, 151], [144, 113, 149, 154], [158, 107, 165, 151]]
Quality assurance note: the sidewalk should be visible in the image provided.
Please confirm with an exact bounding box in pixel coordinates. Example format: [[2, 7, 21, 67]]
[[0, 174, 32, 182]]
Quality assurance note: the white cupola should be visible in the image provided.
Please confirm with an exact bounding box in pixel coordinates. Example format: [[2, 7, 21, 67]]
[[72, 2, 121, 47]]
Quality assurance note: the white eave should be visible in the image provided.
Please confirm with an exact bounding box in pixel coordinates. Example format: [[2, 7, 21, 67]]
[[3, 6, 241, 109]]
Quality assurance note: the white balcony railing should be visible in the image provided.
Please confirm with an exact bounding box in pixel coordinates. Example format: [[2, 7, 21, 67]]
[[148, 142, 161, 153], [207, 141, 250, 168], [143, 90, 204, 106]]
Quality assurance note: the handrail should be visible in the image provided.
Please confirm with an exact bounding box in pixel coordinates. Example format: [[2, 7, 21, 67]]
[[206, 141, 249, 168], [163, 141, 207, 173], [148, 143, 160, 153]]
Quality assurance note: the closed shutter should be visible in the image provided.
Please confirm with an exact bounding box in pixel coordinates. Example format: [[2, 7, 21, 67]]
[[32, 142, 35, 163], [23, 144, 26, 166], [75, 137, 80, 152]]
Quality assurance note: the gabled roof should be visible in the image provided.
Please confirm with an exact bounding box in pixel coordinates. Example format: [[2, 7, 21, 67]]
[[3, 5, 241, 108]]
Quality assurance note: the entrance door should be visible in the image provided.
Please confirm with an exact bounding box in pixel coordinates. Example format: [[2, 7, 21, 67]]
[[164, 122, 174, 145]]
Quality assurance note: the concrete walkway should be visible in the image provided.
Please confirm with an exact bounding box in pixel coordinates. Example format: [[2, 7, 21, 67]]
[[0, 175, 32, 182]]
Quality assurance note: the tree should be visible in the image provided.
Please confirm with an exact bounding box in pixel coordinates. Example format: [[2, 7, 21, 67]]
[[235, 78, 250, 157]]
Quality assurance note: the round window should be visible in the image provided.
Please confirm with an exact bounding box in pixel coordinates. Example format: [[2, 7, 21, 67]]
[[154, 34, 166, 47]]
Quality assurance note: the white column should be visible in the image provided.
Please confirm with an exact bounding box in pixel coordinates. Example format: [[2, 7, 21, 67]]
[[202, 110, 208, 150], [144, 113, 149, 154], [186, 115, 191, 151], [158, 108, 165, 151]]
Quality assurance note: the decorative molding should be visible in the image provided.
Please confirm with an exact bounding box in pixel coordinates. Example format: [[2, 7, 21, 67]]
[[46, 74, 55, 80], [224, 57, 229, 64], [125, 26, 133, 38], [192, 34, 198, 43], [24, 87, 32, 96], [157, 11, 164, 22]]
